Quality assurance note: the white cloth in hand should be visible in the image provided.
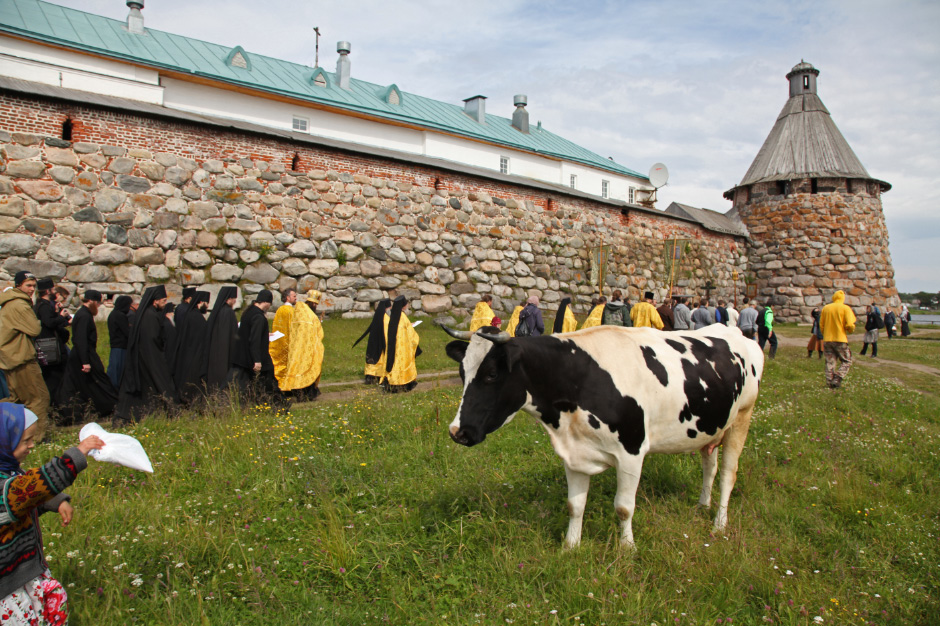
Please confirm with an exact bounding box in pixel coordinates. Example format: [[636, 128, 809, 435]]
[[78, 422, 154, 473]]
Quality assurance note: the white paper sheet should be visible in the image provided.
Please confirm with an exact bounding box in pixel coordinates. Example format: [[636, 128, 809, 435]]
[[269, 331, 285, 341], [412, 320, 422, 328]]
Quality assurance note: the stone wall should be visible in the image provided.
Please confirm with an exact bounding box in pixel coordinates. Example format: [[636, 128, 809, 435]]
[[733, 177, 899, 320], [0, 92, 747, 319]]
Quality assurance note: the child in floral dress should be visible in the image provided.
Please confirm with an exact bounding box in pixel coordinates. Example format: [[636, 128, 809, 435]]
[[0, 402, 104, 625]]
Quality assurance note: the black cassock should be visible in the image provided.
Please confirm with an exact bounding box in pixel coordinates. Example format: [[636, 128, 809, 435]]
[[230, 304, 279, 400], [57, 306, 117, 421], [163, 316, 178, 377], [204, 306, 237, 391], [174, 306, 208, 400], [34, 298, 70, 406], [116, 305, 179, 422]]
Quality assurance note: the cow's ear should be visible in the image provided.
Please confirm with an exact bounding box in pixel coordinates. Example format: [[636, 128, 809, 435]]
[[445, 340, 469, 363], [505, 341, 523, 373]]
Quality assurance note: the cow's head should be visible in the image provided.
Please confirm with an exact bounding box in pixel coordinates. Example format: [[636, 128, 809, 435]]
[[441, 325, 529, 447]]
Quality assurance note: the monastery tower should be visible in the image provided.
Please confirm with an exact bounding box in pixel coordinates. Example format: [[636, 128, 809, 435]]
[[726, 62, 899, 320]]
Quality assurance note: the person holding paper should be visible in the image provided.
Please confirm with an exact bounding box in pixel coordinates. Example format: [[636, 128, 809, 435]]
[[0, 402, 105, 624], [279, 289, 324, 401], [269, 288, 296, 387], [383, 296, 420, 393], [231, 290, 281, 403]]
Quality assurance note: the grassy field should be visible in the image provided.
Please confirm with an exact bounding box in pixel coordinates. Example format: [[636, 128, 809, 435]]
[[37, 323, 939, 625]]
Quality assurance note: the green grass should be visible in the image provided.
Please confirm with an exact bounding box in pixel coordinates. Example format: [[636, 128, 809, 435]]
[[36, 332, 940, 625]]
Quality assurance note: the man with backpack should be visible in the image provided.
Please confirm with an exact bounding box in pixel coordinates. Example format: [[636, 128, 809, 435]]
[[514, 296, 544, 337], [757, 301, 777, 359], [602, 290, 631, 327]]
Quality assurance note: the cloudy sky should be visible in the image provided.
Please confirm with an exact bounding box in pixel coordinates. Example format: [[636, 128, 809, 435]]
[[56, 0, 940, 292]]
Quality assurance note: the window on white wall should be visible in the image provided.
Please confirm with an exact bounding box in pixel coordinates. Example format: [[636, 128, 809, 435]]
[[628, 186, 636, 203], [292, 116, 309, 132], [601, 180, 610, 199], [570, 174, 577, 189], [499, 156, 509, 175]]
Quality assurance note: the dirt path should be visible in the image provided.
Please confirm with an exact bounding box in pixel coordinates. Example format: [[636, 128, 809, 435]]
[[774, 332, 940, 377], [295, 372, 462, 405]]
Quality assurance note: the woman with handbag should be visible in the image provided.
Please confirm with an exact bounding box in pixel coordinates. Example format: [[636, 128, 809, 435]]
[[32, 280, 71, 415]]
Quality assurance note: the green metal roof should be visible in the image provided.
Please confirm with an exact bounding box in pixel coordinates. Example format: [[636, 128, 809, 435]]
[[0, 0, 647, 181]]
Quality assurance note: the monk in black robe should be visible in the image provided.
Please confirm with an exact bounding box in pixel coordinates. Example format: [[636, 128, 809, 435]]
[[58, 290, 117, 421], [175, 287, 195, 326], [33, 278, 71, 409], [203, 286, 238, 392], [163, 302, 178, 377], [107, 295, 132, 389], [115, 285, 180, 422], [230, 289, 280, 402], [174, 291, 210, 401]]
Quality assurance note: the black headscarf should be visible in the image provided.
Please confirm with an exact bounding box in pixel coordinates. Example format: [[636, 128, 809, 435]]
[[206, 286, 238, 330], [114, 295, 133, 314], [121, 285, 166, 394], [385, 296, 408, 374], [553, 297, 572, 334], [354, 298, 392, 365]]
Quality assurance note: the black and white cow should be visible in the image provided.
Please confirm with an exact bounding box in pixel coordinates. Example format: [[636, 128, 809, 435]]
[[442, 323, 764, 548]]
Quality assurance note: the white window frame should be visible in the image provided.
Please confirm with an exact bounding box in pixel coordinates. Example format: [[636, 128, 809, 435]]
[[499, 156, 509, 175], [601, 179, 610, 199], [570, 174, 577, 189], [292, 116, 309, 132], [628, 186, 636, 203]]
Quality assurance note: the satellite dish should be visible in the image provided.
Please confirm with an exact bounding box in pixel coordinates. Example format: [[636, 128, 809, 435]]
[[649, 163, 669, 189]]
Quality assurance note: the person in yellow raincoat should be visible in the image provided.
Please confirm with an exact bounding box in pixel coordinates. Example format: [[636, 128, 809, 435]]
[[469, 295, 496, 332], [383, 296, 420, 392], [279, 290, 324, 400], [505, 305, 524, 336], [356, 299, 391, 384], [580, 296, 606, 329], [630, 291, 664, 329], [551, 297, 578, 334], [269, 287, 296, 387]]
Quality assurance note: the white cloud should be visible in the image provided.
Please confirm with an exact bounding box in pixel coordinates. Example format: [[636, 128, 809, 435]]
[[53, 0, 940, 291]]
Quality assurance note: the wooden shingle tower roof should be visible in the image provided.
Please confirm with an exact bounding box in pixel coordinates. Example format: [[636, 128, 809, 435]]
[[725, 61, 890, 198]]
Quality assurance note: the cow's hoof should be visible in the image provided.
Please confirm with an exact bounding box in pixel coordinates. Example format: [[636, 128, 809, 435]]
[[562, 540, 581, 551], [620, 538, 636, 551]]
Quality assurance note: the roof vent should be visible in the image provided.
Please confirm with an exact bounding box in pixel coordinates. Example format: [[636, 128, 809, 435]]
[[336, 41, 351, 90], [511, 94, 529, 133], [126, 1, 145, 35], [463, 95, 487, 124]]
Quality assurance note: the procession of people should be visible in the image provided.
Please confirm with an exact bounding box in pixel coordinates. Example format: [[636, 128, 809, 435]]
[[0, 271, 921, 426]]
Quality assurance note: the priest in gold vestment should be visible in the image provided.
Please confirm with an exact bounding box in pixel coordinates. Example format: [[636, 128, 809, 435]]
[[279, 290, 324, 400], [552, 297, 578, 334], [358, 299, 392, 384], [269, 287, 296, 387], [468, 295, 496, 332], [580, 296, 606, 329], [505, 305, 524, 337], [383, 296, 420, 392]]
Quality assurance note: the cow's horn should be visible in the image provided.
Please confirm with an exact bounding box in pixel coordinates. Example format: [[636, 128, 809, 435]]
[[475, 330, 512, 344], [437, 323, 473, 340]]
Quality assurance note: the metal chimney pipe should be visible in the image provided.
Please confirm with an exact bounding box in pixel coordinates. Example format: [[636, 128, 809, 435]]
[[463, 95, 487, 124], [126, 0, 145, 35], [512, 94, 529, 134], [336, 41, 351, 90]]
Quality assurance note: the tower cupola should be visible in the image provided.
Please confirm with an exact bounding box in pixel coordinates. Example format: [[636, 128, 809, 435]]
[[786, 60, 819, 97]]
